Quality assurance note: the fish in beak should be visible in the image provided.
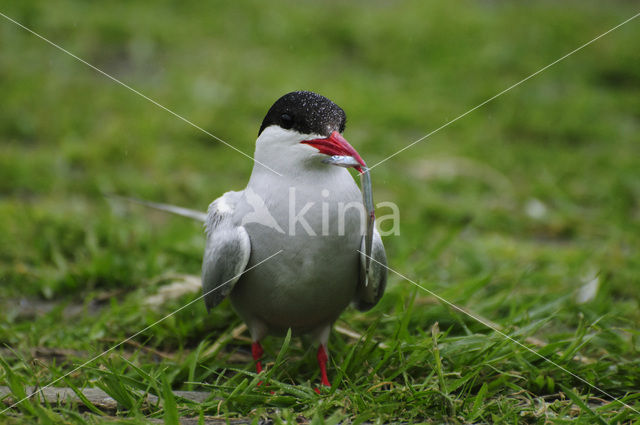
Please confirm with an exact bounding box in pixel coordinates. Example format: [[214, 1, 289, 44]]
[[301, 130, 376, 285]]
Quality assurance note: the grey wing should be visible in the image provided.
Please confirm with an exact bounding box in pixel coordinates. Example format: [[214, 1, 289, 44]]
[[202, 193, 251, 312], [354, 227, 388, 311]]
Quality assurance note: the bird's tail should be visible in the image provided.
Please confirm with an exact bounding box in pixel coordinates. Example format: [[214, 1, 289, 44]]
[[106, 194, 207, 222]]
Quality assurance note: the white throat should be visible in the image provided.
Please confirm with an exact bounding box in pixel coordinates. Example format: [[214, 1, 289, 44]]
[[251, 126, 329, 177]]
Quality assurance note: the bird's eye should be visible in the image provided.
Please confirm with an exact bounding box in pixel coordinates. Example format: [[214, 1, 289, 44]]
[[280, 113, 293, 129]]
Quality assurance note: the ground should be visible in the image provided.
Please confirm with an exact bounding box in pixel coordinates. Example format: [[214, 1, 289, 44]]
[[1, 0, 639, 423]]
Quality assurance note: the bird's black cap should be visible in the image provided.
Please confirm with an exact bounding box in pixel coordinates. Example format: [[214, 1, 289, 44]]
[[258, 91, 346, 137]]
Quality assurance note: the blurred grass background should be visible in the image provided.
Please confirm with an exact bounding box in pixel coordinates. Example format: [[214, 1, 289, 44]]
[[0, 0, 639, 423]]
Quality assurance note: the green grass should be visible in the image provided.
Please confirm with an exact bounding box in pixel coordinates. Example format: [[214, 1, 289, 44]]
[[1, 0, 639, 423]]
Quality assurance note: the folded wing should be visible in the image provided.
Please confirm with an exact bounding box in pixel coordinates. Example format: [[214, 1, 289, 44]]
[[202, 192, 251, 311]]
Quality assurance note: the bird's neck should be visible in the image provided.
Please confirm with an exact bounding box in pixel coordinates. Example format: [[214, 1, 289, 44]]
[[248, 159, 352, 192]]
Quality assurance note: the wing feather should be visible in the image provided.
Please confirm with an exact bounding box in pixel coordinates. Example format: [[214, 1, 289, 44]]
[[202, 192, 251, 311]]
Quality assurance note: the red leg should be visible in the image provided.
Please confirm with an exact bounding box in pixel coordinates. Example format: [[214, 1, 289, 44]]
[[317, 345, 331, 388], [252, 341, 264, 384], [251, 341, 264, 373], [252, 341, 264, 373]]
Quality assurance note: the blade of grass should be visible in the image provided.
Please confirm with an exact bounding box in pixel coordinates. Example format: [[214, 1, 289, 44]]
[[187, 340, 206, 391], [559, 384, 608, 425], [62, 378, 106, 416], [468, 382, 488, 422], [162, 375, 179, 425], [264, 328, 292, 385], [0, 357, 39, 418]]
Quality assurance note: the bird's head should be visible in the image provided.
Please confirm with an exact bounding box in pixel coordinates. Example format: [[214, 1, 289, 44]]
[[255, 91, 366, 174]]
